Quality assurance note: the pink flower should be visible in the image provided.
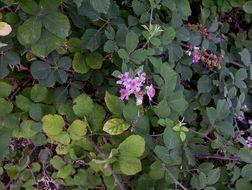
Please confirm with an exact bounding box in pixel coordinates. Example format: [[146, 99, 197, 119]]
[[246, 137, 252, 148], [146, 84, 155, 101], [126, 78, 142, 93], [119, 88, 130, 100], [135, 91, 144, 106], [192, 53, 201, 63], [116, 72, 130, 85], [137, 71, 146, 84]]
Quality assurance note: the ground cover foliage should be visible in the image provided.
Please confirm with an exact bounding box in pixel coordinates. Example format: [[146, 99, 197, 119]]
[[0, 0, 252, 189]]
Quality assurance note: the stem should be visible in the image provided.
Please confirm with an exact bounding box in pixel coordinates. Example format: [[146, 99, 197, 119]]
[[87, 138, 126, 190], [196, 154, 241, 162], [152, 153, 188, 190]]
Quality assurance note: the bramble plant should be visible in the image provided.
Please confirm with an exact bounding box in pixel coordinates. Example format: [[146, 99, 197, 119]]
[[0, 0, 252, 189]]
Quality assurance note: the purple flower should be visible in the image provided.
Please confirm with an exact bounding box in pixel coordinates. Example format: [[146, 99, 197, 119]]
[[246, 136, 252, 148], [192, 53, 201, 63], [137, 71, 146, 84], [116, 71, 156, 106], [116, 72, 130, 85], [136, 91, 144, 106], [146, 84, 155, 101], [119, 88, 131, 100]]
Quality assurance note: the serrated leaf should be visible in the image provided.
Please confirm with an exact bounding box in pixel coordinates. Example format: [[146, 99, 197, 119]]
[[0, 81, 12, 98], [126, 31, 139, 54], [118, 135, 145, 157], [72, 53, 90, 74], [73, 94, 94, 117], [68, 120, 87, 140], [90, 0, 110, 14], [57, 164, 74, 179], [103, 118, 130, 135], [81, 28, 101, 52], [85, 52, 103, 69], [119, 156, 141, 175], [30, 84, 48, 102], [42, 114, 65, 136], [162, 27, 176, 45], [207, 168, 220, 185], [104, 91, 124, 116], [43, 12, 70, 39], [243, 1, 252, 14], [17, 17, 42, 46]]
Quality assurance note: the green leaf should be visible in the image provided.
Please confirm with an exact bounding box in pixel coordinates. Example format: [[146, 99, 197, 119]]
[[160, 63, 177, 94], [30, 61, 51, 80], [180, 132, 186, 141], [39, 0, 61, 13], [0, 81, 12, 98], [30, 84, 48, 102], [57, 164, 75, 179], [216, 99, 230, 120], [81, 29, 101, 52], [243, 1, 252, 14], [197, 75, 212, 93], [214, 120, 234, 137], [176, 0, 191, 16], [241, 164, 252, 181], [207, 168, 220, 185], [68, 120, 87, 140], [51, 131, 71, 145], [87, 103, 106, 132], [32, 30, 63, 57], [43, 12, 70, 39], [118, 49, 129, 60], [235, 178, 252, 190], [103, 118, 130, 135], [50, 155, 65, 170], [72, 53, 90, 74], [126, 31, 139, 54], [168, 91, 188, 115], [104, 91, 124, 116], [119, 156, 142, 175], [163, 127, 180, 149], [15, 94, 31, 112], [0, 127, 12, 160], [1, 53, 19, 69], [162, 27, 176, 45], [73, 94, 94, 117], [0, 97, 13, 115], [42, 114, 65, 136], [17, 17, 42, 46], [239, 148, 252, 163], [20, 0, 39, 15], [90, 0, 110, 14], [162, 0, 176, 11], [239, 49, 251, 66], [118, 135, 145, 157], [85, 52, 103, 69], [153, 99, 170, 118]]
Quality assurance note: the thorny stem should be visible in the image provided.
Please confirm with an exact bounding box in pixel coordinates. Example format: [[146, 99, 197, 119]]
[[196, 154, 241, 162], [151, 153, 188, 190], [87, 138, 126, 190]]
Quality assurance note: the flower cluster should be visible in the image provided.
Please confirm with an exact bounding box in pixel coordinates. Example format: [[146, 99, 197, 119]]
[[246, 136, 252, 148], [185, 45, 222, 70], [117, 71, 155, 105]]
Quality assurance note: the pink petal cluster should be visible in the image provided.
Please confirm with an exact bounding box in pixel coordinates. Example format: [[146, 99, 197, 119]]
[[246, 136, 252, 148], [117, 71, 155, 105], [185, 46, 201, 64], [192, 46, 201, 64]]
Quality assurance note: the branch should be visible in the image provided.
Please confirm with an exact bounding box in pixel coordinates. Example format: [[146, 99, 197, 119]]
[[87, 138, 126, 190], [196, 154, 241, 162], [152, 153, 188, 190]]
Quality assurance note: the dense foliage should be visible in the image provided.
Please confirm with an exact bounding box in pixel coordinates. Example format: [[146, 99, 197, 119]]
[[0, 0, 252, 189]]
